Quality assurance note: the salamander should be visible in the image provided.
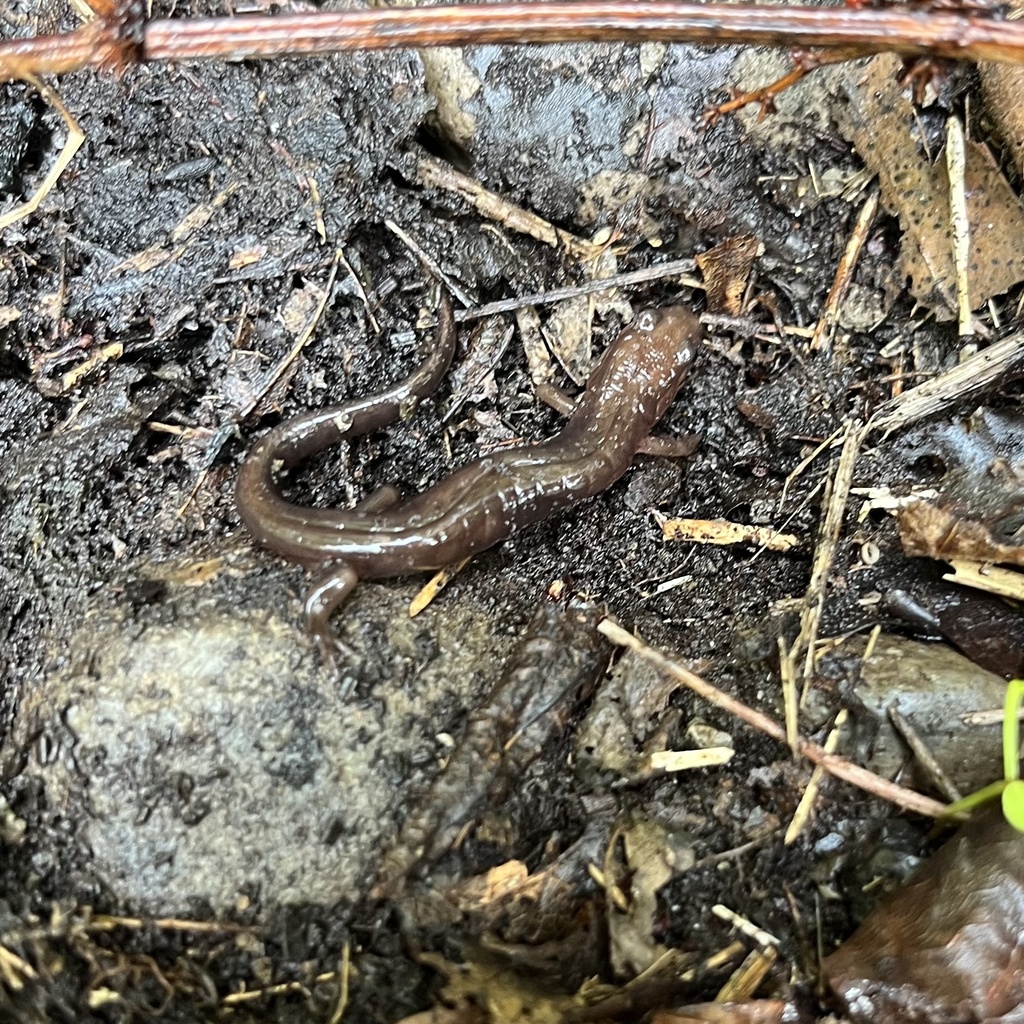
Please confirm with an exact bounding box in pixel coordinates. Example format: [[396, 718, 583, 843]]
[[235, 295, 700, 656]]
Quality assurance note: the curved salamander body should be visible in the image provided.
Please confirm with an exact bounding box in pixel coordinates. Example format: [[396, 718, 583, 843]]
[[236, 299, 700, 651]]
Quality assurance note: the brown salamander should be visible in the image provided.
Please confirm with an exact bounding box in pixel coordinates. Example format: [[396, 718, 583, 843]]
[[235, 296, 700, 655]]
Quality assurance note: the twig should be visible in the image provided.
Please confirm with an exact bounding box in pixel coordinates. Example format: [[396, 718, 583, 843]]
[[778, 635, 799, 755], [810, 186, 879, 351], [888, 704, 963, 803], [408, 557, 471, 617], [961, 707, 1024, 727], [711, 905, 780, 948], [715, 945, 777, 1002], [385, 217, 476, 308], [943, 560, 1024, 601], [389, 257, 700, 343], [336, 247, 379, 334], [7, 3, 1024, 85], [598, 617, 950, 819], [0, 944, 38, 989], [417, 155, 598, 261], [868, 329, 1024, 433]]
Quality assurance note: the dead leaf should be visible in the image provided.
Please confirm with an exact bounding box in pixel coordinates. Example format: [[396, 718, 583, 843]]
[[839, 56, 1024, 319], [979, 0, 1024, 180], [279, 281, 325, 337], [898, 501, 1024, 566], [695, 235, 763, 315], [605, 817, 695, 977]]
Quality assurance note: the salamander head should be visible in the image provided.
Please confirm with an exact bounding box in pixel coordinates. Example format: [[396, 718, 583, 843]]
[[607, 305, 700, 418], [563, 305, 701, 450]]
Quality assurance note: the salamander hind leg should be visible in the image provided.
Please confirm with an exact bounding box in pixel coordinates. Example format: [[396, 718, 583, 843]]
[[354, 485, 402, 513], [534, 382, 577, 417], [304, 562, 359, 675], [538, 382, 700, 459]]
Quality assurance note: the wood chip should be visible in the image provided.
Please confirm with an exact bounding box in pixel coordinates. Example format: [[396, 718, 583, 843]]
[[943, 560, 1024, 601], [409, 558, 472, 617], [695, 235, 762, 316], [659, 516, 799, 553], [646, 748, 734, 772]]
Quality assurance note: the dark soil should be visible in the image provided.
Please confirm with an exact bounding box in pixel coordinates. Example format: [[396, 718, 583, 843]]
[[0, 2, 1021, 1022]]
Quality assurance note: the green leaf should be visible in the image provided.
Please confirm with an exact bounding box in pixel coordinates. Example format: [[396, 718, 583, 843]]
[[1001, 780, 1024, 833]]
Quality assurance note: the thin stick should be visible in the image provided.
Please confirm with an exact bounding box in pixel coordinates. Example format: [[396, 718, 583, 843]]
[[888, 704, 963, 803], [137, 4, 1024, 67], [7, 3, 1024, 84], [385, 217, 475, 308], [598, 617, 950, 819], [460, 259, 700, 319], [868, 329, 1024, 433], [810, 187, 879, 351], [388, 256, 700, 343], [418, 155, 598, 261]]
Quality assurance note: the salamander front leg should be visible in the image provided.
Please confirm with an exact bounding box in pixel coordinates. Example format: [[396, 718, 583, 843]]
[[534, 382, 576, 417], [535, 382, 701, 458], [304, 562, 359, 669]]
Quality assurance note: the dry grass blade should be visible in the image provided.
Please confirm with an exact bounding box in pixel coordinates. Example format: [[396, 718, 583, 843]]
[[791, 419, 867, 695], [0, 75, 83, 230]]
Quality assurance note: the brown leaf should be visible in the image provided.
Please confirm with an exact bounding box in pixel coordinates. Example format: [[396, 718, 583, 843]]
[[695, 235, 763, 315], [898, 500, 1024, 566], [839, 56, 1024, 319]]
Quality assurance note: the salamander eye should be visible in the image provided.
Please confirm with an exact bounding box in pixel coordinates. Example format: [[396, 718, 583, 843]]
[[635, 309, 658, 333]]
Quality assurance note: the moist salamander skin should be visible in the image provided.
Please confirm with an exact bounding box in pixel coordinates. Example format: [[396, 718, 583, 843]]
[[236, 300, 701, 648]]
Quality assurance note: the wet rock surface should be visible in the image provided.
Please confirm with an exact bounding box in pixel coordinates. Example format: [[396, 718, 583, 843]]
[[13, 581, 505, 912], [850, 634, 1008, 797]]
